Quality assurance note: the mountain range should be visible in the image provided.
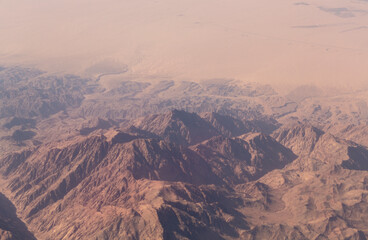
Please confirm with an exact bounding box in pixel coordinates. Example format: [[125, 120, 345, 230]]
[[0, 66, 368, 239]]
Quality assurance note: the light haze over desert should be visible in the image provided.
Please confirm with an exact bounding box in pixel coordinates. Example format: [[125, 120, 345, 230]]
[[1, 0, 368, 90]]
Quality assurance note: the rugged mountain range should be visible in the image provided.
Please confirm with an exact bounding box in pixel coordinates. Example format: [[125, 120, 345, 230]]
[[0, 66, 368, 239]]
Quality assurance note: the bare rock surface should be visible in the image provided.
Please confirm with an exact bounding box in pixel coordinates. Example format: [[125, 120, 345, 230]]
[[0, 67, 368, 239]]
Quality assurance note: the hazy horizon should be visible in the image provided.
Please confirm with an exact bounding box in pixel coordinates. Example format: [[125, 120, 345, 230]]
[[1, 0, 368, 91]]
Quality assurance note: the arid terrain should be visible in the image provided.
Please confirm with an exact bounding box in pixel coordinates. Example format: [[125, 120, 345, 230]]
[[0, 66, 367, 239], [1, 0, 368, 238], [1, 0, 368, 90]]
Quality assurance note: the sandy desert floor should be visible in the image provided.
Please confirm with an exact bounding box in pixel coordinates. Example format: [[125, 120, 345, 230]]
[[0, 0, 367, 92]]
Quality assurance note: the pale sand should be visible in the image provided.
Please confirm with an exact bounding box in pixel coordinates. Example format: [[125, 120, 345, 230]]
[[0, 0, 367, 91]]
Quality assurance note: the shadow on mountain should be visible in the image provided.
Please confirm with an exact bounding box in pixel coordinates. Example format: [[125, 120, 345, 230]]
[[11, 130, 36, 142], [0, 193, 36, 240]]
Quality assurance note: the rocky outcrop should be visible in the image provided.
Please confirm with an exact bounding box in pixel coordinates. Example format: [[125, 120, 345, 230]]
[[273, 123, 368, 171], [200, 112, 256, 137], [0, 67, 93, 119], [191, 133, 296, 184], [132, 110, 220, 146]]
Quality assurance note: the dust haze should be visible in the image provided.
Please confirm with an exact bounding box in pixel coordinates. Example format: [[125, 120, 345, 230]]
[[0, 0, 368, 91]]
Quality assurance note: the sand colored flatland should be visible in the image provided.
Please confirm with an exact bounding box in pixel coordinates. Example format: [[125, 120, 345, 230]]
[[1, 0, 367, 90]]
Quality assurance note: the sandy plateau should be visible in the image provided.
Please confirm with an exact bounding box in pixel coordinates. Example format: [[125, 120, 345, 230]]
[[1, 0, 368, 89]]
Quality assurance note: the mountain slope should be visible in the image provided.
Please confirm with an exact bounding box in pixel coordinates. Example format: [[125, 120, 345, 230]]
[[273, 123, 368, 171], [0, 125, 299, 239], [1, 108, 368, 239], [0, 192, 36, 240], [191, 133, 296, 184], [132, 110, 220, 146], [200, 112, 255, 137]]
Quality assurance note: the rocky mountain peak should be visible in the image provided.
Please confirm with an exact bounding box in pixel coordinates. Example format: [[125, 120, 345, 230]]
[[132, 110, 220, 146], [272, 123, 325, 156]]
